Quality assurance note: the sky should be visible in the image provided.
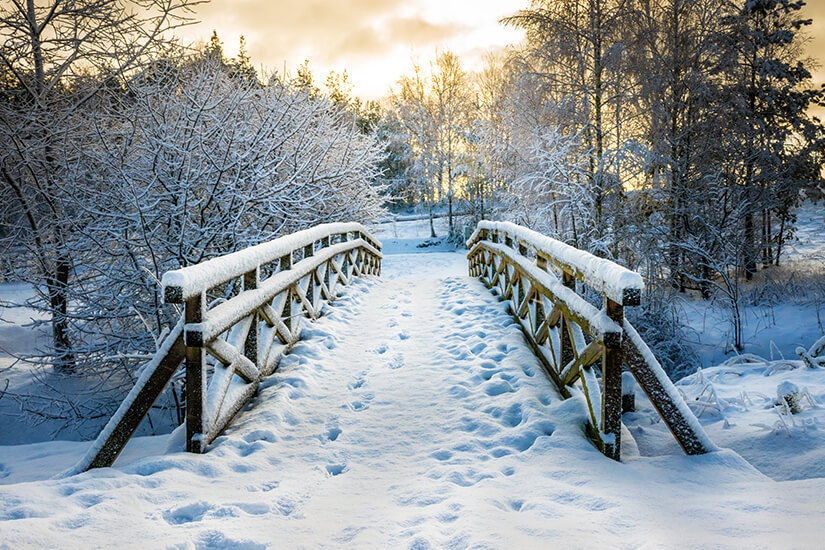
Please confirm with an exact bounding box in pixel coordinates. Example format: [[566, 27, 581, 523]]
[[175, 0, 524, 99], [176, 0, 825, 108], [801, 0, 825, 119]]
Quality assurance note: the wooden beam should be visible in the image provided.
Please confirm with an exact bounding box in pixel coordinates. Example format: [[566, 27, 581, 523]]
[[85, 325, 185, 469], [622, 325, 715, 455], [561, 339, 603, 386], [185, 293, 207, 454], [601, 298, 623, 460]]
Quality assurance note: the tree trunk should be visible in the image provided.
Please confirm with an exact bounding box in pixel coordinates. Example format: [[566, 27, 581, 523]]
[[50, 252, 74, 370]]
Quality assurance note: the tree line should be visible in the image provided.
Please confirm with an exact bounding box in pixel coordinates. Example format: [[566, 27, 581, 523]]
[[385, 0, 824, 357]]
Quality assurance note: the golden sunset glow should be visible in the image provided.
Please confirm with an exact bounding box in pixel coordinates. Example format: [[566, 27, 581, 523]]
[[174, 0, 525, 98]]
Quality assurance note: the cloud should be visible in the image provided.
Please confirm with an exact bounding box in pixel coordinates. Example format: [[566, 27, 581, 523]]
[[329, 17, 466, 61], [385, 17, 466, 45]]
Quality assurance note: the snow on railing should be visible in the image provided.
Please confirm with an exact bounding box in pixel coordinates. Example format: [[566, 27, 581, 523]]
[[467, 222, 716, 459], [74, 223, 381, 472]]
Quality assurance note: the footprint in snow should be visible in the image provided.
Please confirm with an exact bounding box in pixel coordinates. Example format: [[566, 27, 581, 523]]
[[163, 501, 210, 525], [348, 376, 366, 390], [348, 400, 369, 412], [430, 450, 453, 461], [247, 480, 279, 492], [484, 379, 516, 396], [388, 354, 404, 369]]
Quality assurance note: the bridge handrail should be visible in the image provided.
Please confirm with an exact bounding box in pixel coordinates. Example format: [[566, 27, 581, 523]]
[[163, 222, 382, 303], [467, 220, 716, 460], [467, 221, 643, 306], [72, 222, 381, 473]]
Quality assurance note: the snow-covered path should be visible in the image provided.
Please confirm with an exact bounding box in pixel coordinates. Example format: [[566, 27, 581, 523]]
[[1, 253, 825, 548]]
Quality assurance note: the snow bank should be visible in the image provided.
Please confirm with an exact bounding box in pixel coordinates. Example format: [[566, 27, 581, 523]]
[[2, 266, 824, 548]]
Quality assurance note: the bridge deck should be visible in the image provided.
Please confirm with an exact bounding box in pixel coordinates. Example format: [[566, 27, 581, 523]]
[[0, 253, 822, 547]]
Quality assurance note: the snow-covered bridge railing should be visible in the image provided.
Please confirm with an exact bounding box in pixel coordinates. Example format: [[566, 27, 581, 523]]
[[467, 221, 716, 460], [76, 223, 382, 472]]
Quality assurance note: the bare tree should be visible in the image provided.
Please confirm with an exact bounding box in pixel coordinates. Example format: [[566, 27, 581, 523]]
[[0, 0, 197, 369], [430, 51, 470, 237]]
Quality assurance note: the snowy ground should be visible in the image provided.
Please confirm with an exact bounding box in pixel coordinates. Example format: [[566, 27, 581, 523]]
[[626, 352, 825, 482], [2, 257, 825, 548], [1, 212, 824, 547], [679, 201, 825, 366]]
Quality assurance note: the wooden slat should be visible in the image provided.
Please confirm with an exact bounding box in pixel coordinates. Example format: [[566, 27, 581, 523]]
[[622, 321, 716, 455], [207, 336, 260, 383], [561, 339, 603, 386], [514, 315, 571, 399], [580, 365, 603, 440], [204, 380, 259, 445]]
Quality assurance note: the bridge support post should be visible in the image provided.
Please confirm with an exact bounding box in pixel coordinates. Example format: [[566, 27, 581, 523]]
[[244, 268, 259, 367], [280, 254, 292, 331], [185, 292, 207, 453], [304, 243, 315, 309], [560, 271, 576, 369], [602, 298, 623, 460]]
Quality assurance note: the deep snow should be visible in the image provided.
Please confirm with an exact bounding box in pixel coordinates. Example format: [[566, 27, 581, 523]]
[[2, 260, 824, 548], [0, 212, 824, 548]]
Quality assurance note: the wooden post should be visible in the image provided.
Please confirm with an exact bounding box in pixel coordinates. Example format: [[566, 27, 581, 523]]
[[517, 242, 528, 307], [280, 253, 292, 330], [304, 243, 315, 306], [559, 271, 576, 370], [185, 293, 207, 453], [244, 268, 259, 367], [602, 297, 623, 460]]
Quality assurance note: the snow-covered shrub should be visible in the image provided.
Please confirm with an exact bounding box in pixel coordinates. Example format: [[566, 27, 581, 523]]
[[777, 381, 802, 414], [797, 335, 825, 369]]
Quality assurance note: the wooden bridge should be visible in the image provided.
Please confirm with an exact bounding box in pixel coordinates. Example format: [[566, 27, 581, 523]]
[[71, 221, 714, 474]]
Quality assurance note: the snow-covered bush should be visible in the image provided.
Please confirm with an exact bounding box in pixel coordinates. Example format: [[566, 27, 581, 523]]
[[1, 52, 386, 435], [777, 381, 802, 414], [625, 294, 700, 381]]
